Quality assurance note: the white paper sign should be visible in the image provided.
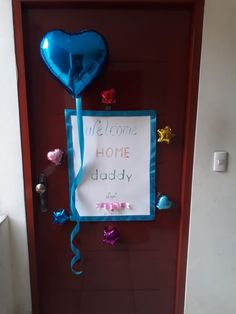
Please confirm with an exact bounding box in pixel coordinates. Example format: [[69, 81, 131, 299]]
[[65, 110, 156, 221]]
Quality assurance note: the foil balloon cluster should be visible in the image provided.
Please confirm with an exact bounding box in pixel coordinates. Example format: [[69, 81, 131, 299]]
[[40, 29, 108, 98]]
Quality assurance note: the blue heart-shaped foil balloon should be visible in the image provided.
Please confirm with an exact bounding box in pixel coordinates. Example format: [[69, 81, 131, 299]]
[[156, 195, 173, 210], [40, 30, 108, 98]]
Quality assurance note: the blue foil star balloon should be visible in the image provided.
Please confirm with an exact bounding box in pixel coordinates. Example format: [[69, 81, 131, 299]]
[[40, 29, 108, 98], [53, 209, 70, 224]]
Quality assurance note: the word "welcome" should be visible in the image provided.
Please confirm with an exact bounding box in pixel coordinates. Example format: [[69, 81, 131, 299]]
[[85, 119, 137, 137]]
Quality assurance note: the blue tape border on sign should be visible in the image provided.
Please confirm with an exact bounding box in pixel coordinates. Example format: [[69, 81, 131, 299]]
[[65, 109, 157, 222]]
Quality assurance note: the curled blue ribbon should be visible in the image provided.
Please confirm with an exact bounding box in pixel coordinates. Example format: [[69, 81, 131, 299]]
[[69, 97, 84, 275]]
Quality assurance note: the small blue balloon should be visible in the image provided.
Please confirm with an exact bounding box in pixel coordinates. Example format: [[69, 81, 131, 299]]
[[40, 30, 108, 98], [156, 195, 173, 210], [53, 209, 70, 224]]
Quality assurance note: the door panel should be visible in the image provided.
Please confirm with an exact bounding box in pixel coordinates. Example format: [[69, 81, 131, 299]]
[[15, 1, 203, 313]]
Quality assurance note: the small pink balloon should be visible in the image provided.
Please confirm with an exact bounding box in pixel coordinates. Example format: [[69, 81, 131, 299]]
[[47, 148, 64, 165]]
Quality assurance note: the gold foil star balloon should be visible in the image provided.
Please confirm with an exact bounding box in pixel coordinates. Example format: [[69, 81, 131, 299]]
[[157, 126, 175, 144]]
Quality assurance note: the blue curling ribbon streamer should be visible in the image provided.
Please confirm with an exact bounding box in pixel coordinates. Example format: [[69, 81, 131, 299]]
[[69, 97, 84, 275]]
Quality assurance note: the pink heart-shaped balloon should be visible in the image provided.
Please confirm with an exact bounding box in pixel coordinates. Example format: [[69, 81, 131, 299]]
[[47, 148, 64, 165]]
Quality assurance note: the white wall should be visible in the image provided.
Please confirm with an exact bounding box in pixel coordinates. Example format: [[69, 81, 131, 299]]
[[0, 216, 14, 314], [0, 0, 31, 313], [185, 1, 236, 314], [1, 0, 236, 313]]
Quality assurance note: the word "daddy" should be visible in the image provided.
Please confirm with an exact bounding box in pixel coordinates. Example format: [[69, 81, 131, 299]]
[[91, 169, 132, 182]]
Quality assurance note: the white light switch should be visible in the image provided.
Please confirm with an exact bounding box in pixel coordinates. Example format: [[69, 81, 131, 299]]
[[213, 151, 228, 172]]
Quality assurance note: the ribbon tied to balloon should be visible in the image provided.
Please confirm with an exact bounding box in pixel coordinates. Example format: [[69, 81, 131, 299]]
[[40, 29, 108, 275]]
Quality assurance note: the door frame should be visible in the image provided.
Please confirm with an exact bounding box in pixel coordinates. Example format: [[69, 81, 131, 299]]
[[12, 0, 205, 313]]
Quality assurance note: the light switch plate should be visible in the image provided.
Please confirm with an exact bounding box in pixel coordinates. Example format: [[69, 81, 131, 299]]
[[213, 151, 228, 172]]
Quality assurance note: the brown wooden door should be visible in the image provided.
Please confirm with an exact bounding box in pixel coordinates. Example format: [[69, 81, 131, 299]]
[[13, 1, 204, 314]]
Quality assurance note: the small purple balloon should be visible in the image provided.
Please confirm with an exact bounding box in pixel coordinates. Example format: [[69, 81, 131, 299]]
[[103, 225, 119, 246], [47, 148, 64, 165]]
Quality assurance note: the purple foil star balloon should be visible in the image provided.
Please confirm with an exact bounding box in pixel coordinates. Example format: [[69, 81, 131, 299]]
[[103, 225, 119, 246]]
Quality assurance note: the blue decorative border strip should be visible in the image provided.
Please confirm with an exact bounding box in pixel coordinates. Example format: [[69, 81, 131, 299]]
[[65, 109, 157, 222]]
